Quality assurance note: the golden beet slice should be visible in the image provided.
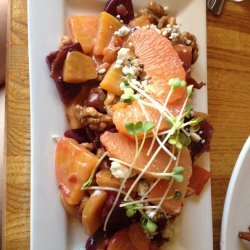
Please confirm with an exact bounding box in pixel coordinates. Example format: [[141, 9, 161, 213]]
[[82, 190, 108, 235], [63, 51, 97, 83], [94, 12, 122, 56], [100, 63, 123, 96], [68, 16, 99, 54], [55, 137, 99, 205]]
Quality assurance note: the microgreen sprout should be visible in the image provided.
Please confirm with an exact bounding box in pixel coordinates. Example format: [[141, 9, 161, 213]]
[[120, 87, 135, 103], [142, 216, 158, 234], [151, 166, 184, 183], [178, 132, 191, 147], [125, 121, 155, 136], [185, 104, 193, 118], [181, 116, 204, 129], [168, 131, 191, 149], [187, 85, 194, 97], [81, 152, 108, 188], [103, 121, 155, 231], [168, 78, 186, 88], [125, 204, 138, 217]]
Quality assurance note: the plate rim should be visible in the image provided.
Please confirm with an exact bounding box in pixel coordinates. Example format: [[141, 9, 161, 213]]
[[220, 136, 250, 249]]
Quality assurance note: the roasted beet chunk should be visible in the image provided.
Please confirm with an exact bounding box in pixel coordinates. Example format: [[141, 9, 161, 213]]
[[85, 229, 112, 250], [64, 128, 89, 144], [46, 43, 84, 105], [189, 119, 213, 160], [101, 193, 135, 232], [64, 126, 102, 152], [84, 87, 107, 113], [54, 79, 83, 105], [84, 127, 101, 152], [105, 0, 134, 23]]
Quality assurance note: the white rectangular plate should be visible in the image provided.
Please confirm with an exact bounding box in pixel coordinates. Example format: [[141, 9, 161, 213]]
[[28, 0, 213, 249]]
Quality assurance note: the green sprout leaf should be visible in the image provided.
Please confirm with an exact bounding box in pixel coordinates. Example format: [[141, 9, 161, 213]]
[[135, 121, 143, 134], [143, 121, 155, 134], [175, 140, 183, 149], [125, 121, 155, 135], [165, 118, 173, 128], [168, 78, 186, 88], [187, 85, 194, 97], [142, 216, 158, 234], [172, 166, 184, 175], [120, 87, 134, 103], [125, 122, 135, 135], [185, 104, 193, 119], [125, 204, 137, 217], [179, 132, 191, 146], [188, 116, 204, 126], [172, 174, 184, 183]]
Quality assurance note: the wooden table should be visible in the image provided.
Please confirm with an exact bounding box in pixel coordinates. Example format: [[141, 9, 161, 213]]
[[3, 0, 250, 249]]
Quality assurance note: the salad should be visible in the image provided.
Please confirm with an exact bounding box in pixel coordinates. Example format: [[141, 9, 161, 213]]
[[46, 0, 213, 249]]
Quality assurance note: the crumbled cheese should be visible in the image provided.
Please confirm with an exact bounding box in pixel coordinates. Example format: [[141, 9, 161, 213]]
[[201, 139, 206, 144], [164, 6, 169, 13], [117, 48, 134, 62], [131, 78, 141, 86], [98, 68, 106, 74], [114, 26, 131, 37], [169, 32, 179, 40], [145, 85, 156, 94], [146, 210, 157, 219], [137, 180, 150, 197], [122, 65, 141, 77], [120, 82, 126, 90], [141, 80, 148, 88], [190, 132, 202, 142], [199, 130, 203, 135], [185, 39, 192, 45], [131, 58, 140, 67], [51, 134, 61, 143], [116, 14, 121, 19], [163, 24, 181, 40], [161, 29, 168, 37], [110, 161, 134, 179], [128, 42, 133, 47]]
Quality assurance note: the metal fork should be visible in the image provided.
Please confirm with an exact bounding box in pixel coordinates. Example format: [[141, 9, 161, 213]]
[[207, 0, 225, 15]]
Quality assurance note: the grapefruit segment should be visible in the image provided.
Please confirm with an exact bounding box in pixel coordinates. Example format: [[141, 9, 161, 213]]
[[68, 16, 99, 54], [128, 29, 186, 103], [147, 147, 192, 214], [101, 132, 185, 177], [112, 29, 188, 136], [94, 12, 122, 56], [100, 132, 192, 214], [113, 98, 185, 136]]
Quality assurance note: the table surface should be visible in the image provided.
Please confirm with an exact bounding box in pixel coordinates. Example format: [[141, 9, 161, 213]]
[[3, 0, 250, 249]]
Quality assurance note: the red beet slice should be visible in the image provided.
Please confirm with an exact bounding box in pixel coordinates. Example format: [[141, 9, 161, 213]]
[[189, 119, 213, 160], [189, 165, 211, 195], [84, 87, 107, 113], [46, 43, 84, 105], [105, 0, 134, 24]]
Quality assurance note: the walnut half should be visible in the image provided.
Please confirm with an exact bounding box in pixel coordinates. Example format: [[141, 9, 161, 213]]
[[75, 106, 113, 132]]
